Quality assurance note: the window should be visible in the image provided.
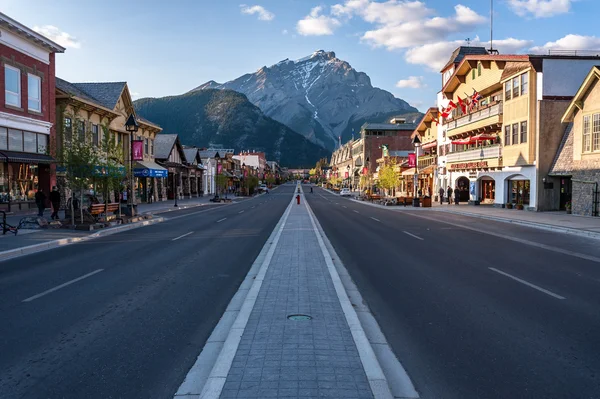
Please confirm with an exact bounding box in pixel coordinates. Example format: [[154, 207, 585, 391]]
[[64, 117, 72, 142], [512, 123, 519, 144], [505, 81, 512, 101], [92, 124, 99, 146], [37, 134, 47, 154], [512, 77, 520, 98], [27, 74, 41, 112], [77, 120, 85, 141], [0, 127, 7, 150], [150, 139, 154, 155], [593, 114, 600, 151], [23, 131, 36, 153], [583, 115, 591, 152], [478, 62, 482, 77], [8, 129, 23, 151], [509, 180, 530, 205], [504, 125, 511, 145], [144, 138, 149, 154], [520, 121, 528, 143], [521, 73, 528, 95], [472, 69, 476, 80], [5, 65, 20, 107]]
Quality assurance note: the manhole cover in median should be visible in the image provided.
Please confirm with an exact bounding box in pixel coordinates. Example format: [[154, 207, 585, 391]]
[[287, 314, 312, 321]]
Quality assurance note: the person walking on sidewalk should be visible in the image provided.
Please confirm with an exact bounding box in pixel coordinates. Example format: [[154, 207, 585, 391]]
[[447, 186, 452, 205], [454, 186, 460, 205], [35, 187, 46, 217], [49, 186, 61, 220], [439, 187, 445, 205]]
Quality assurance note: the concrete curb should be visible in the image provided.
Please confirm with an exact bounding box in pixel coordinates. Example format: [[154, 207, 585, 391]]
[[0, 217, 165, 262], [304, 188, 419, 399]]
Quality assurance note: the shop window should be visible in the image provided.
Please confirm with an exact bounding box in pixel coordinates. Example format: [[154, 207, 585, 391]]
[[92, 124, 99, 146], [512, 123, 519, 145], [583, 115, 592, 152], [37, 134, 48, 154], [521, 73, 528, 95], [509, 180, 530, 205], [0, 127, 7, 150], [8, 129, 23, 151], [27, 74, 41, 112], [23, 131, 36, 153], [520, 121, 528, 143], [504, 125, 511, 145], [505, 81, 512, 101], [512, 77, 520, 98], [5, 65, 20, 107], [593, 113, 600, 151]]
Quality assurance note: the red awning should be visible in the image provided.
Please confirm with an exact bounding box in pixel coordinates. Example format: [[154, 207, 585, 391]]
[[472, 134, 497, 141], [422, 140, 437, 150], [451, 138, 473, 145]]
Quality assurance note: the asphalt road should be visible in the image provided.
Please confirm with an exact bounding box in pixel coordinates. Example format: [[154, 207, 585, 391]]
[[306, 187, 600, 399], [0, 185, 293, 399]]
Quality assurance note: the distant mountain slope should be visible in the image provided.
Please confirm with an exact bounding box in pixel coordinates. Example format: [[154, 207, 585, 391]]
[[134, 90, 330, 168], [190, 50, 420, 150]]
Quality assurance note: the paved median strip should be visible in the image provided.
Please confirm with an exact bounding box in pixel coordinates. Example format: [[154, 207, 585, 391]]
[[23, 269, 104, 302]]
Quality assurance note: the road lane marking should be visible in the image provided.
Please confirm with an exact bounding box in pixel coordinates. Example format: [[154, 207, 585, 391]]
[[172, 231, 194, 241], [403, 231, 424, 240], [251, 206, 256, 209], [489, 267, 566, 300], [23, 269, 104, 302], [343, 206, 347, 209], [217, 218, 227, 223], [238, 210, 245, 214], [370, 217, 380, 222], [353, 210, 360, 214]]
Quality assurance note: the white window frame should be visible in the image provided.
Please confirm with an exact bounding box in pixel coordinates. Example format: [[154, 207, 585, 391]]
[[5, 65, 21, 107], [27, 73, 42, 112], [583, 115, 591, 152]]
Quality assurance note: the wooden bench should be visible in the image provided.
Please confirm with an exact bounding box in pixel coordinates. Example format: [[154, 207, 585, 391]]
[[368, 194, 382, 202], [396, 197, 411, 206], [89, 203, 120, 217]]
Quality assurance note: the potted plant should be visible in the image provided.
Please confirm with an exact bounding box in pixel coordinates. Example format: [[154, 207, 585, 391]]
[[515, 202, 524, 210], [506, 203, 513, 209], [565, 201, 572, 214]]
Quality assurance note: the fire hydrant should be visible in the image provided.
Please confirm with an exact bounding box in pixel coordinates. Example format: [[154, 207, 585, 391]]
[[296, 195, 300, 205]]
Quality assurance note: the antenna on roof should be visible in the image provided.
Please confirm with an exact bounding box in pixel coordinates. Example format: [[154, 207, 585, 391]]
[[488, 0, 499, 54], [466, 38, 471, 47]]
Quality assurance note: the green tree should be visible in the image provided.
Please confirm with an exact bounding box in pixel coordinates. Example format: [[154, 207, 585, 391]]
[[215, 174, 228, 196], [95, 125, 125, 217], [378, 160, 399, 197]]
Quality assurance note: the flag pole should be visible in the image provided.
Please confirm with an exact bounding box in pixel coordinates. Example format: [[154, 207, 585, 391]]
[[489, 0, 498, 54]]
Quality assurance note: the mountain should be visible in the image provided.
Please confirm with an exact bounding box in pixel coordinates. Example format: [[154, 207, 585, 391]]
[[190, 50, 420, 150], [134, 90, 330, 168]]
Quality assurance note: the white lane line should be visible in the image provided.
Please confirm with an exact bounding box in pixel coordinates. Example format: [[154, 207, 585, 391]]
[[217, 218, 227, 223], [238, 210, 245, 214], [370, 217, 380, 222], [343, 206, 347, 209], [23, 269, 104, 302], [403, 231, 424, 241], [353, 210, 360, 214], [489, 267, 566, 300], [251, 206, 256, 209], [172, 231, 194, 241]]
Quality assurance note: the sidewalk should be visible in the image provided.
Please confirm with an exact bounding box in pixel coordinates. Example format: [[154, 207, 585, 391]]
[[177, 188, 408, 399]]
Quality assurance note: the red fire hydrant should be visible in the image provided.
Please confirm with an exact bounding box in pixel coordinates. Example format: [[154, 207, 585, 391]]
[[296, 195, 300, 205]]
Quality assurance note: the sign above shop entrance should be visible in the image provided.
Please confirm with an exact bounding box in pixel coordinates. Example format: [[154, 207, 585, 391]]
[[450, 161, 488, 170]]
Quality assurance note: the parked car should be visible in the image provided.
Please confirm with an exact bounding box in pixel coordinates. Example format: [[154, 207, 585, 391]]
[[258, 184, 269, 193], [340, 188, 351, 197]]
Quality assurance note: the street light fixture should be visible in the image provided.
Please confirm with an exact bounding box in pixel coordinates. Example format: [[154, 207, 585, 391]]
[[242, 162, 246, 196], [124, 114, 139, 216], [412, 134, 422, 207], [214, 152, 221, 200]]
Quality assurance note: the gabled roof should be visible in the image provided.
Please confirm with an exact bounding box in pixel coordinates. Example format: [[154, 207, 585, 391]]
[[562, 66, 600, 123], [549, 123, 574, 176], [183, 148, 202, 165], [0, 12, 65, 53], [413, 107, 439, 135], [69, 82, 127, 110], [441, 46, 488, 72], [154, 134, 184, 161], [199, 150, 221, 159], [56, 78, 112, 112]]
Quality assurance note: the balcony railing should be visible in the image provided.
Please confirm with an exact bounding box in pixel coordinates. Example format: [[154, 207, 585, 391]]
[[446, 102, 503, 131], [446, 144, 502, 163], [417, 154, 436, 169]]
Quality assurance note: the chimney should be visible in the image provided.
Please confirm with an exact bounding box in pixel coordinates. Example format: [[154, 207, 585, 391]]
[[390, 117, 406, 124]]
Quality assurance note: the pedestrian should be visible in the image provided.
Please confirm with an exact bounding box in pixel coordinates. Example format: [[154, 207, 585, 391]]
[[454, 186, 460, 205], [50, 186, 61, 220], [310, 187, 313, 193], [447, 186, 452, 205], [438, 187, 445, 205], [35, 187, 46, 217], [417, 188, 422, 197]]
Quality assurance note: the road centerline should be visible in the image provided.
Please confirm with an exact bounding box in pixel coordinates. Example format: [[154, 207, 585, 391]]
[[403, 231, 424, 241], [489, 267, 566, 300], [172, 231, 194, 241], [23, 269, 104, 302], [370, 217, 380, 222], [216, 218, 227, 223], [353, 210, 360, 214], [238, 210, 245, 214]]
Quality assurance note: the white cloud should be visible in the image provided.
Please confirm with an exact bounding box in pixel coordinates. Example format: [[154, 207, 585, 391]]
[[507, 0, 572, 18], [530, 34, 600, 54], [33, 25, 81, 48], [130, 92, 141, 98], [396, 76, 425, 89], [297, 6, 341, 36], [282, 29, 289, 35], [240, 4, 275, 21], [406, 37, 533, 71]]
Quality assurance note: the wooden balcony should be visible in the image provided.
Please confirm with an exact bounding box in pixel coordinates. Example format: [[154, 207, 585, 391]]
[[446, 102, 503, 135], [417, 154, 437, 169]]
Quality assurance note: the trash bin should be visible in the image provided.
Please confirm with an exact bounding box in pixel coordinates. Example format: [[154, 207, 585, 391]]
[[412, 197, 420, 207], [422, 197, 432, 208]]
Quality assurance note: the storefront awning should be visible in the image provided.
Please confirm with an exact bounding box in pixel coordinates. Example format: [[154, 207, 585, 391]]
[[0, 151, 56, 164], [402, 168, 416, 176], [422, 140, 437, 150], [134, 161, 168, 178], [419, 165, 436, 176]]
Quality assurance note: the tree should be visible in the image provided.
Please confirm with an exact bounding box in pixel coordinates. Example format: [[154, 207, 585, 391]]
[[215, 174, 228, 196], [378, 160, 399, 197], [95, 125, 125, 217]]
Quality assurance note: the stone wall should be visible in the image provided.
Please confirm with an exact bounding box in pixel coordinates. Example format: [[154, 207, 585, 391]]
[[572, 176, 599, 216]]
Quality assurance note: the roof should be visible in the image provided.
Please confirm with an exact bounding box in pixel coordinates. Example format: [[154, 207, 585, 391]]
[[500, 61, 532, 81], [154, 134, 179, 160], [69, 82, 127, 110], [562, 66, 600, 123], [199, 150, 222, 159], [56, 78, 114, 112], [549, 123, 574, 176], [183, 148, 201, 164], [0, 12, 65, 53], [362, 122, 417, 131], [441, 46, 488, 72]]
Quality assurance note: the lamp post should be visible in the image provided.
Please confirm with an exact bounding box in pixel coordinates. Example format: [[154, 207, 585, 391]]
[[125, 114, 139, 217], [346, 165, 350, 189], [173, 168, 179, 207], [214, 152, 221, 200], [412, 134, 422, 207], [242, 162, 246, 196]]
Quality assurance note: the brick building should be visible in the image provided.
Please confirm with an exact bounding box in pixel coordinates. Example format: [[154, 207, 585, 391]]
[[0, 12, 65, 211]]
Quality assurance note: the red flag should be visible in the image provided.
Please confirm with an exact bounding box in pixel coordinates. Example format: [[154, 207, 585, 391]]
[[457, 97, 467, 114], [431, 116, 440, 126], [470, 90, 482, 109]]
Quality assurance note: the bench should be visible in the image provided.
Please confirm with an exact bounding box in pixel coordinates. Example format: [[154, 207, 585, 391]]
[[89, 203, 120, 217], [368, 194, 382, 202], [396, 197, 411, 206]]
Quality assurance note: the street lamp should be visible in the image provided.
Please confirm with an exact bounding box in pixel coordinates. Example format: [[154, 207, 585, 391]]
[[125, 114, 139, 216], [346, 165, 350, 189], [214, 152, 221, 200], [412, 134, 422, 207], [242, 162, 246, 196]]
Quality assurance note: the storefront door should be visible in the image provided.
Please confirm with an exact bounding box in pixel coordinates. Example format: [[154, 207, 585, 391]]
[[481, 180, 495, 202], [509, 180, 530, 205], [559, 177, 572, 210]]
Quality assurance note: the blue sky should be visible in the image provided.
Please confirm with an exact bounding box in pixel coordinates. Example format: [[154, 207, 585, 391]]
[[2, 0, 599, 111]]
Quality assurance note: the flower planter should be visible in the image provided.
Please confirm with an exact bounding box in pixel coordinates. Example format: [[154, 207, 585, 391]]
[[505, 203, 513, 209], [515, 204, 524, 210]]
